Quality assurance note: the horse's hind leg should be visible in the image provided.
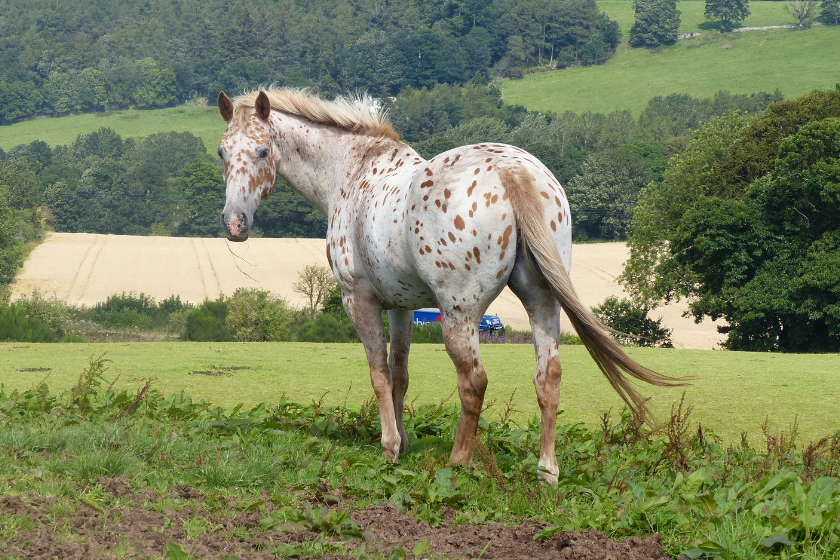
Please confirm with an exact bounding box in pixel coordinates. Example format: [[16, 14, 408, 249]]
[[343, 288, 401, 461], [388, 309, 414, 452], [441, 312, 488, 467], [509, 267, 563, 485]]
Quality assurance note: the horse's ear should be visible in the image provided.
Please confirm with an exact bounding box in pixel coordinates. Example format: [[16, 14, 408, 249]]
[[218, 91, 234, 122], [255, 90, 271, 122]]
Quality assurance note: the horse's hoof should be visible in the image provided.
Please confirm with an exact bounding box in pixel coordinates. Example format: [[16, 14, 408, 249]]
[[382, 438, 401, 462]]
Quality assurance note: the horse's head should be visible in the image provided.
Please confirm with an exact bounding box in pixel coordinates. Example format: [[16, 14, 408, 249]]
[[217, 90, 277, 241]]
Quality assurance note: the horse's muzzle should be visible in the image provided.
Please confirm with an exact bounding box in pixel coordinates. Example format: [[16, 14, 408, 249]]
[[221, 211, 249, 241]]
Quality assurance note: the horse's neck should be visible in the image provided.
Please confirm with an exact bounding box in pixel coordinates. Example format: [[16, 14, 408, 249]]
[[271, 114, 401, 215]]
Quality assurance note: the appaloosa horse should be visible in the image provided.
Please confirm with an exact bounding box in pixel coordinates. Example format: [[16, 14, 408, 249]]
[[217, 88, 681, 484]]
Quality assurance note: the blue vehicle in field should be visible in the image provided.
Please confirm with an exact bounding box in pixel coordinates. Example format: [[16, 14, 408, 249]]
[[413, 308, 505, 334]]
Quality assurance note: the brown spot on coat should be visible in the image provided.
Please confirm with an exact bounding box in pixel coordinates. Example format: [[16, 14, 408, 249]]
[[454, 215, 465, 230], [468, 181, 477, 196], [473, 247, 481, 264]]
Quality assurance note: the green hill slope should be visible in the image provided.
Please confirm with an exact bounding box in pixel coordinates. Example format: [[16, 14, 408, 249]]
[[505, 25, 840, 116], [0, 105, 226, 152], [599, 0, 797, 39]]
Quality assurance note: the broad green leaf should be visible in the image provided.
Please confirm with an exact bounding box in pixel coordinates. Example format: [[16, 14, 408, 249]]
[[165, 542, 190, 560], [242, 500, 264, 512], [683, 468, 706, 495], [413, 538, 430, 555], [759, 534, 795, 549], [533, 525, 564, 540]]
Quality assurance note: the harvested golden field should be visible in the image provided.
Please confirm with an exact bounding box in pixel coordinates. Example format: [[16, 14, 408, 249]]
[[12, 233, 723, 349]]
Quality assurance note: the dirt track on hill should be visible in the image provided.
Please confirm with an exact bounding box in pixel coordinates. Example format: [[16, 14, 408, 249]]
[[11, 233, 724, 349]]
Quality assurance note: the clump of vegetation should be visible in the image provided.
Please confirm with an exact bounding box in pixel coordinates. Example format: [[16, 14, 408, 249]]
[[9, 290, 71, 336], [226, 288, 302, 342], [592, 296, 673, 348], [0, 305, 61, 343], [297, 312, 360, 343], [183, 298, 232, 342], [0, 291, 83, 342], [87, 292, 190, 333]]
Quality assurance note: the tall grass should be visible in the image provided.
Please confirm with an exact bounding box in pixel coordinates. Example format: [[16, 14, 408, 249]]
[[1, 358, 838, 559]]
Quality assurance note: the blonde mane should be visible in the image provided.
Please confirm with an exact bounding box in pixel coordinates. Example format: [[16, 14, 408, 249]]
[[232, 87, 399, 141]]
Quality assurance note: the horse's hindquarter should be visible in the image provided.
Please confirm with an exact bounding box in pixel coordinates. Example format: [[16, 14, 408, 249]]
[[329, 142, 573, 316], [404, 144, 542, 316]]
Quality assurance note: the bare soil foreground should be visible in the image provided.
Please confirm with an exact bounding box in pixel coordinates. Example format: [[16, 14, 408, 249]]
[[1, 477, 671, 560], [12, 232, 723, 349]]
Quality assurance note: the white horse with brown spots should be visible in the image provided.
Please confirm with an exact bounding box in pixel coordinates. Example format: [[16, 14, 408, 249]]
[[217, 88, 682, 484]]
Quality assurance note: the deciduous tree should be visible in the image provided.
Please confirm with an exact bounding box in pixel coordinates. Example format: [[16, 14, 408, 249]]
[[785, 0, 818, 27], [630, 0, 681, 47], [294, 265, 337, 319], [704, 0, 750, 30]]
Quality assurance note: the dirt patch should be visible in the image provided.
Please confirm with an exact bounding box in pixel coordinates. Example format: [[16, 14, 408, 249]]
[[1, 481, 674, 559], [188, 366, 251, 377], [352, 503, 671, 560]]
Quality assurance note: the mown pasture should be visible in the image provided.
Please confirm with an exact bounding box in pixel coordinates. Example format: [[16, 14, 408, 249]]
[[0, 105, 225, 153], [2, 342, 838, 446], [600, 0, 802, 40], [504, 25, 840, 116]]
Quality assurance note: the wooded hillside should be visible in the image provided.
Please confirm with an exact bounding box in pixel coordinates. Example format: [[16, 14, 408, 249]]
[[0, 0, 619, 124]]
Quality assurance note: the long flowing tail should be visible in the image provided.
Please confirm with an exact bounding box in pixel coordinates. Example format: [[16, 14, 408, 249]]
[[502, 165, 686, 425]]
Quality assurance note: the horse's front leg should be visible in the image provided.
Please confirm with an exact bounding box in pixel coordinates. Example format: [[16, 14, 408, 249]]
[[343, 288, 401, 461], [388, 309, 414, 453]]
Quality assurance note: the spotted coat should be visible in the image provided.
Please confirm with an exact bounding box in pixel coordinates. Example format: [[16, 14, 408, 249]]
[[217, 91, 678, 485]]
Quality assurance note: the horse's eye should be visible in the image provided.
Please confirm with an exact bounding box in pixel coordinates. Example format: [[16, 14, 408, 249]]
[[258, 148, 269, 159], [217, 148, 224, 159]]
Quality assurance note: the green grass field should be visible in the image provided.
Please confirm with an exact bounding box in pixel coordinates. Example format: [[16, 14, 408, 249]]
[[505, 24, 840, 116], [3, 342, 838, 446], [0, 105, 226, 152], [599, 0, 799, 40]]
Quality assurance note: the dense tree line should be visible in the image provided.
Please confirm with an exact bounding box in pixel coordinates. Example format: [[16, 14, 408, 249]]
[[621, 86, 840, 352], [0, 0, 620, 124]]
